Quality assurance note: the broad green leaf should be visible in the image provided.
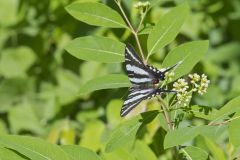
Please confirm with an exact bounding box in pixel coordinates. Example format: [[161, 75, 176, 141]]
[[229, 118, 240, 148], [65, 36, 125, 63], [147, 3, 190, 58], [105, 111, 159, 152], [164, 125, 226, 149], [66, 2, 127, 28], [78, 74, 130, 96], [189, 105, 218, 120], [79, 120, 105, 151], [103, 148, 135, 160], [182, 146, 208, 160], [0, 135, 70, 160], [106, 99, 123, 128], [0, 147, 27, 160], [8, 102, 45, 135], [61, 145, 101, 160], [210, 96, 240, 122], [204, 137, 227, 160], [0, 47, 36, 78], [0, 78, 34, 113], [133, 140, 157, 160], [164, 126, 200, 149], [0, 0, 18, 26], [162, 40, 209, 81]]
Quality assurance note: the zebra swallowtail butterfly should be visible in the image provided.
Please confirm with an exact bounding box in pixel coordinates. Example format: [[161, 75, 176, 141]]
[[121, 44, 181, 117]]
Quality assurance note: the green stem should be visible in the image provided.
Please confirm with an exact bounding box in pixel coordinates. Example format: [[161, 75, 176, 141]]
[[115, 0, 146, 63]]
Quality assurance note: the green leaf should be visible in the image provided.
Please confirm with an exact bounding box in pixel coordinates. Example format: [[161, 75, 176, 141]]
[[189, 105, 218, 121], [182, 146, 208, 160], [106, 99, 123, 128], [66, 2, 127, 28], [211, 96, 240, 122], [229, 118, 240, 148], [8, 102, 45, 135], [78, 74, 130, 96], [164, 125, 226, 149], [105, 111, 159, 152], [0, 47, 36, 78], [0, 0, 18, 27], [0, 135, 70, 160], [0, 147, 28, 160], [147, 3, 190, 58], [204, 137, 227, 160], [103, 148, 135, 160], [65, 36, 125, 63], [79, 120, 105, 151], [61, 145, 101, 160], [162, 40, 209, 81], [133, 140, 157, 160]]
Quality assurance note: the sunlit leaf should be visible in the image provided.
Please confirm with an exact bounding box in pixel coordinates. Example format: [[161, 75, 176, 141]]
[[105, 111, 159, 152], [204, 137, 227, 160], [78, 74, 130, 96], [61, 145, 101, 160], [147, 3, 190, 58], [65, 36, 125, 63], [133, 140, 157, 160], [162, 40, 209, 81], [0, 135, 70, 160], [66, 2, 127, 28], [103, 148, 135, 160], [182, 146, 208, 160], [229, 116, 240, 148], [79, 120, 105, 151], [0, 147, 27, 160]]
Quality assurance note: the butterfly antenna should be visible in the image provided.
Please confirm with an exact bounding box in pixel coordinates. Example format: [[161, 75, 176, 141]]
[[163, 61, 182, 74]]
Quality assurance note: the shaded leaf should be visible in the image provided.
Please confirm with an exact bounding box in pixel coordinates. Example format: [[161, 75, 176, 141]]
[[66, 2, 127, 28], [162, 40, 209, 81], [78, 74, 130, 96], [65, 36, 125, 63], [147, 3, 190, 57]]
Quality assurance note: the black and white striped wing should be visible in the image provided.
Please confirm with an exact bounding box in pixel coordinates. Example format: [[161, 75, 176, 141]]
[[120, 87, 162, 117], [125, 44, 156, 85]]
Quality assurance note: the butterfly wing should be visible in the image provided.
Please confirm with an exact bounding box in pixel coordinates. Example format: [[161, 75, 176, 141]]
[[125, 44, 156, 85], [120, 87, 162, 117]]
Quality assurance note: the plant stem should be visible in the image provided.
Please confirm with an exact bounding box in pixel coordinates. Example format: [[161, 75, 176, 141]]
[[208, 115, 240, 126], [157, 97, 173, 130], [115, 0, 146, 63]]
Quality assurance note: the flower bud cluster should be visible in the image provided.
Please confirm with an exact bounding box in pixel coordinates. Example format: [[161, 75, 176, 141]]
[[189, 73, 210, 95], [173, 78, 191, 106], [173, 73, 210, 106], [165, 71, 175, 82], [134, 1, 150, 9]]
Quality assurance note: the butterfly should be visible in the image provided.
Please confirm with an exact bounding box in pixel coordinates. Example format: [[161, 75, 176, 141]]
[[121, 44, 181, 117]]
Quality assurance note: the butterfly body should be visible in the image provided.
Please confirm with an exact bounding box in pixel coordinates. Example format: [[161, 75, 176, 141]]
[[121, 44, 180, 117]]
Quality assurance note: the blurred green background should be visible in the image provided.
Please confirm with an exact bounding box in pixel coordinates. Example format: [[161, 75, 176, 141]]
[[0, 0, 240, 157]]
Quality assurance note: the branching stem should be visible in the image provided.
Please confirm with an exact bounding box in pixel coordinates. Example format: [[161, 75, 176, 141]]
[[115, 0, 146, 63]]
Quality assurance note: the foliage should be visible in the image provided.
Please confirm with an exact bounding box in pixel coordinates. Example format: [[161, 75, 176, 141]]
[[0, 0, 240, 159]]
